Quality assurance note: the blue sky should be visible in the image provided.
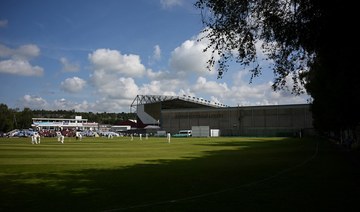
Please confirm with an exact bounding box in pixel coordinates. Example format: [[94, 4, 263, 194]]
[[0, 0, 310, 113]]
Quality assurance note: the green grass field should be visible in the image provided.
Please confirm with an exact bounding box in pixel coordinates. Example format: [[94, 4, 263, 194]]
[[0, 136, 359, 211]]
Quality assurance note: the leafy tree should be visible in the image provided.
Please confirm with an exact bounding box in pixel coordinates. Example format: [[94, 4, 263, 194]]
[[16, 108, 34, 129], [195, 0, 359, 134], [0, 103, 14, 133]]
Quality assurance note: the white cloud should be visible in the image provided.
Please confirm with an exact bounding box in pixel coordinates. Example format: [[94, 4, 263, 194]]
[[52, 98, 96, 112], [18, 95, 127, 113], [169, 34, 218, 76], [90, 98, 134, 112], [0, 59, 43, 76], [19, 95, 48, 109], [148, 45, 162, 66], [88, 48, 147, 108], [89, 63, 139, 99], [91, 74, 138, 98], [60, 57, 80, 72], [221, 70, 309, 106], [88, 48, 146, 77], [0, 44, 43, 76], [138, 79, 181, 96], [146, 68, 173, 80], [153, 45, 161, 61], [96, 77, 139, 99], [0, 19, 8, 28], [178, 68, 309, 107], [15, 44, 40, 60], [53, 98, 75, 110], [60, 77, 86, 93], [73, 100, 96, 112], [160, 0, 182, 8], [192, 77, 229, 96], [0, 44, 40, 60], [68, 98, 134, 112], [166, 30, 307, 107], [12, 31, 309, 113]]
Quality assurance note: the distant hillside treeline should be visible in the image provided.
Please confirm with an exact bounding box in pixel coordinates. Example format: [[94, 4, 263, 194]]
[[0, 103, 135, 133]]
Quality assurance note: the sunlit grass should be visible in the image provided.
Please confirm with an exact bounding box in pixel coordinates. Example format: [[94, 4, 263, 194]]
[[0, 136, 253, 173]]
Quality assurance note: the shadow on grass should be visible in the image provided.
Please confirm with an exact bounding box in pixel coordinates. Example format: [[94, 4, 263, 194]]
[[1, 138, 359, 212]]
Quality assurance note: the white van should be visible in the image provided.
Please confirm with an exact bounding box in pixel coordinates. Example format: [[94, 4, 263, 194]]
[[174, 130, 192, 137]]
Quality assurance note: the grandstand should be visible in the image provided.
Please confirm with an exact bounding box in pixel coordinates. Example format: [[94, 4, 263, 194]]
[[130, 95, 224, 127], [32, 116, 99, 131], [130, 95, 314, 137]]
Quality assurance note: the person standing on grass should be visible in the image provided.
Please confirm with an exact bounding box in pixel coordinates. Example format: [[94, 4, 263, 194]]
[[36, 133, 40, 144], [31, 134, 37, 144], [31, 132, 40, 144], [76, 131, 82, 141], [167, 132, 171, 143], [57, 132, 64, 144]]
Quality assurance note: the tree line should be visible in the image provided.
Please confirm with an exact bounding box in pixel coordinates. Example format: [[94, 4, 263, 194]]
[[0, 103, 135, 133]]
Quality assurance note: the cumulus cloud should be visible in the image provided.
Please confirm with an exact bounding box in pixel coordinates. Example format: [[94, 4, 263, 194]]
[[15, 44, 40, 60], [176, 67, 309, 107], [19, 95, 48, 109], [60, 77, 86, 93], [0, 59, 43, 76], [207, 70, 275, 105], [0, 44, 40, 60], [88, 48, 149, 107], [146, 69, 173, 80], [89, 67, 139, 99], [11, 31, 309, 113], [96, 77, 139, 99], [169, 34, 218, 76], [216, 70, 309, 106], [91, 98, 134, 112], [0, 44, 43, 76], [72, 100, 92, 112], [44, 96, 128, 113], [60, 57, 80, 72], [19, 94, 137, 112], [139, 79, 181, 96], [193, 77, 229, 96], [52, 98, 79, 110], [89, 48, 146, 77]]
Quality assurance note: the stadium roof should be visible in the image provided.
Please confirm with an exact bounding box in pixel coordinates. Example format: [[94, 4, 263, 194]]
[[130, 95, 227, 112]]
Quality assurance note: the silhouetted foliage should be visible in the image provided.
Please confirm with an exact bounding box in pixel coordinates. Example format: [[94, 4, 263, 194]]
[[0, 104, 15, 133], [195, 0, 359, 134]]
